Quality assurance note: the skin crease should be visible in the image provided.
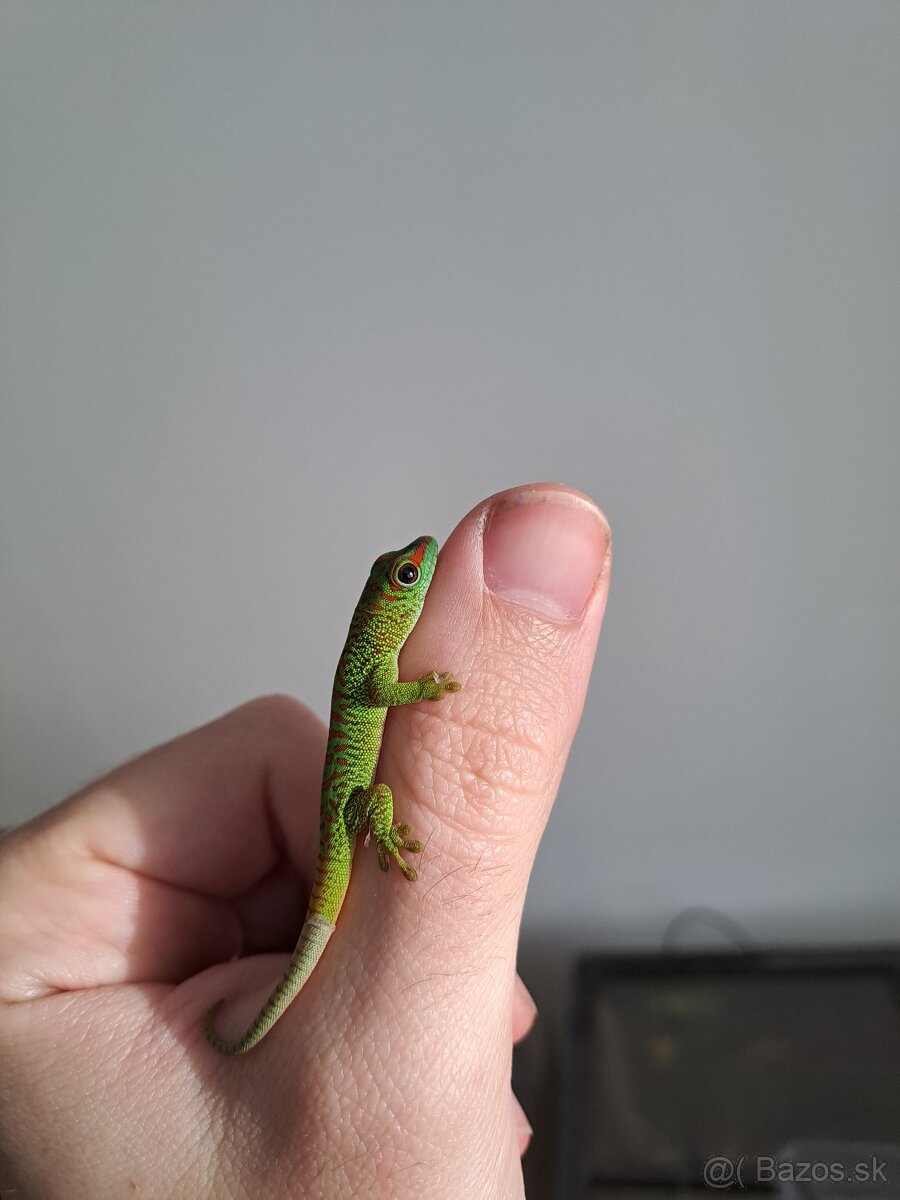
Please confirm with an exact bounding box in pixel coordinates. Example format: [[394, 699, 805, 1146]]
[[0, 483, 611, 1200]]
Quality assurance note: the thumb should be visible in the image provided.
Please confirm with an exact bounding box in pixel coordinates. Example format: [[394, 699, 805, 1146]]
[[382, 481, 610, 927], [353, 480, 610, 1061]]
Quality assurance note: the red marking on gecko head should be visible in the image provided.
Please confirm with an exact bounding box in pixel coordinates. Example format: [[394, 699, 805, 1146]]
[[373, 536, 436, 594]]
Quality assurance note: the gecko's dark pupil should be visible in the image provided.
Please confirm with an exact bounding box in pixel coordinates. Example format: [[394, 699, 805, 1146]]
[[397, 563, 419, 585]]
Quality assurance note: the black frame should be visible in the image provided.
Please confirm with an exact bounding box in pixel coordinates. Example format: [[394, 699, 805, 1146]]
[[558, 945, 900, 1200]]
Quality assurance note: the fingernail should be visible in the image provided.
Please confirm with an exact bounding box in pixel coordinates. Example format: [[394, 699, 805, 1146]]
[[483, 485, 610, 621], [514, 973, 539, 1022]]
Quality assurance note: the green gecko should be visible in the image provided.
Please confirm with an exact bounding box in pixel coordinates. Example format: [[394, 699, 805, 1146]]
[[204, 535, 461, 1055]]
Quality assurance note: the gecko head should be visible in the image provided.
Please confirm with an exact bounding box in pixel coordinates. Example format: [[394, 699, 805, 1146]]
[[366, 536, 439, 626]]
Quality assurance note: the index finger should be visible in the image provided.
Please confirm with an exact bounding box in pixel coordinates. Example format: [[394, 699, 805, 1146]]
[[0, 696, 326, 998]]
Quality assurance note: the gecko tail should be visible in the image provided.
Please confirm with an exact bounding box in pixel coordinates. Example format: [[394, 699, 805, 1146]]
[[204, 913, 336, 1056]]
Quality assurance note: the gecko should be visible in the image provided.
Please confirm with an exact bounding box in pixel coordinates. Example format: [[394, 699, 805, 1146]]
[[204, 535, 461, 1055]]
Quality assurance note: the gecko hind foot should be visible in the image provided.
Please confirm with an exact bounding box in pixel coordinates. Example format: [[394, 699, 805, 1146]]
[[375, 822, 423, 881]]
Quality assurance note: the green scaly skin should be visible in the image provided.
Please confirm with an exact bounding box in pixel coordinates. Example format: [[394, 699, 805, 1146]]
[[204, 536, 461, 1055]]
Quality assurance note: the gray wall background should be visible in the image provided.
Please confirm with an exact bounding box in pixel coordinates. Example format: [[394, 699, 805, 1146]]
[[2, 3, 898, 1190]]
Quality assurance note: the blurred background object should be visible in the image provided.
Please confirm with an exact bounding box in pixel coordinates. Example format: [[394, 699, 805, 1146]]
[[558, 947, 900, 1199]]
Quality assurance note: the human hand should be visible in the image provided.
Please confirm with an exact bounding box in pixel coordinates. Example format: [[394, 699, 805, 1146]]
[[0, 482, 611, 1199]]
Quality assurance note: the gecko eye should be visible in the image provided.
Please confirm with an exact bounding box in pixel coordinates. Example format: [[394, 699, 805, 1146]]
[[395, 562, 420, 587]]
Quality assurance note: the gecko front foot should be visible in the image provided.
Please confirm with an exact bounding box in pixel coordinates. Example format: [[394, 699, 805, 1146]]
[[417, 671, 462, 701]]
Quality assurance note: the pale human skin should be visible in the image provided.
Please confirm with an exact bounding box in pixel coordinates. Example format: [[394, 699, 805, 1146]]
[[0, 482, 611, 1200]]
